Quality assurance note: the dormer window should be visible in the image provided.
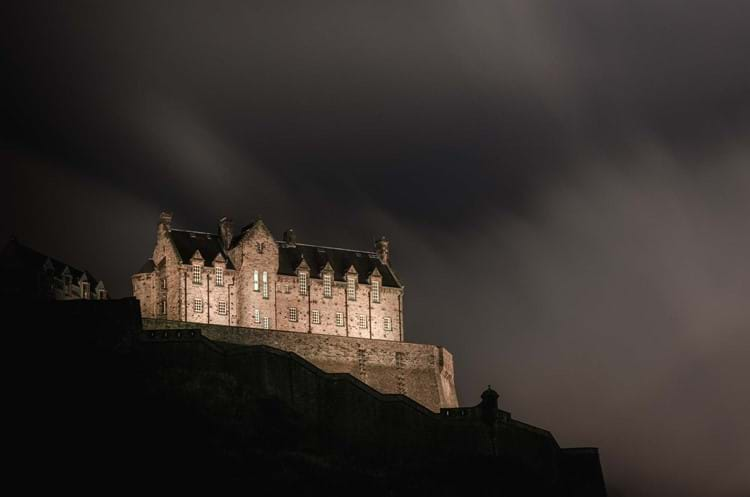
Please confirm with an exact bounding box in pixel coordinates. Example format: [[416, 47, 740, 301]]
[[81, 282, 90, 299], [298, 271, 308, 296], [347, 275, 356, 301], [256, 242, 265, 254], [371, 280, 380, 303], [98, 290, 107, 300], [215, 267, 224, 286], [192, 264, 202, 284], [323, 274, 332, 298], [253, 270, 259, 291]]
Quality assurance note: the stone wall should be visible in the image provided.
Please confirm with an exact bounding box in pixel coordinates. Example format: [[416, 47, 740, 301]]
[[143, 318, 459, 411]]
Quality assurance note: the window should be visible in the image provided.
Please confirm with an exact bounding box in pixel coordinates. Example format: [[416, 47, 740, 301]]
[[311, 309, 320, 324], [371, 280, 380, 303], [289, 307, 298, 322], [256, 242, 265, 254], [218, 300, 227, 315], [81, 282, 90, 299], [215, 267, 224, 286], [254, 308, 260, 324], [347, 275, 356, 301], [323, 274, 332, 297], [384, 316, 392, 331], [159, 300, 167, 315], [160, 278, 167, 290], [335, 312, 344, 327], [192, 264, 202, 284], [358, 314, 367, 329], [253, 270, 259, 291], [298, 272, 308, 296], [262, 271, 269, 299], [194, 298, 203, 313], [97, 290, 107, 300], [262, 316, 270, 330], [283, 284, 290, 294]]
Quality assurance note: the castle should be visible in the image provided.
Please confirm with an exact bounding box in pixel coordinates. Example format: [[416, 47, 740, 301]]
[[133, 212, 458, 411], [133, 212, 403, 340]]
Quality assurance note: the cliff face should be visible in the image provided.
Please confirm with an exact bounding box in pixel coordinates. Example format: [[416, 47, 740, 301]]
[[4, 298, 606, 497]]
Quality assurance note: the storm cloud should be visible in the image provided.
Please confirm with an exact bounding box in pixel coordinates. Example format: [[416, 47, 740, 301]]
[[3, 2, 750, 495]]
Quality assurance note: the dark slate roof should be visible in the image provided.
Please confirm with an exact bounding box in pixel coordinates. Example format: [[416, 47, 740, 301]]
[[277, 242, 401, 288], [169, 229, 236, 269], [1, 238, 103, 287], [136, 259, 156, 274]]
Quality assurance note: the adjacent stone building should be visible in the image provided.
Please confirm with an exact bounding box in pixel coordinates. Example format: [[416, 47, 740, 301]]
[[0, 238, 108, 301], [133, 212, 404, 341]]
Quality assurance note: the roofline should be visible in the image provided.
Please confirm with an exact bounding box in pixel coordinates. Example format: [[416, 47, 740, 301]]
[[169, 228, 217, 236], [288, 242, 378, 256]]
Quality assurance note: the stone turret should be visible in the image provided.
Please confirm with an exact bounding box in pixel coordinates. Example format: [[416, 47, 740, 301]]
[[218, 217, 233, 250], [375, 236, 390, 265]]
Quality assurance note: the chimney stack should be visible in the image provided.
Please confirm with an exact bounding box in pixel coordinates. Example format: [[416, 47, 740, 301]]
[[158, 211, 173, 233], [219, 217, 233, 250], [375, 236, 390, 265], [283, 228, 297, 247]]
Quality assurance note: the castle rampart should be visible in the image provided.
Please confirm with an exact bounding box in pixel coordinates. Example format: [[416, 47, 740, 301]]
[[143, 317, 458, 411]]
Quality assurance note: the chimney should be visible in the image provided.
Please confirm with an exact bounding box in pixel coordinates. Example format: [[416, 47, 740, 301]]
[[158, 211, 173, 233], [219, 217, 233, 250], [283, 228, 297, 247], [375, 236, 390, 265]]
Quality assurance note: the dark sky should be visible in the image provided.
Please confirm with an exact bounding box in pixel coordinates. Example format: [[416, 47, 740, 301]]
[[2, 2, 750, 495]]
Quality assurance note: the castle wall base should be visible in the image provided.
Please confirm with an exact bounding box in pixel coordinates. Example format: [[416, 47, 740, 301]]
[[143, 318, 459, 412]]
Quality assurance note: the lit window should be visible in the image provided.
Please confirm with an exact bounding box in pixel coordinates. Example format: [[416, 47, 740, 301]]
[[289, 307, 298, 322], [262, 316, 270, 330], [253, 270, 259, 291], [254, 309, 260, 324], [218, 301, 227, 315], [323, 274, 332, 297], [192, 264, 202, 284], [299, 271, 308, 296], [159, 300, 167, 315], [371, 280, 380, 303], [194, 298, 203, 313], [384, 317, 392, 331], [311, 309, 320, 324], [81, 282, 90, 299], [335, 312, 344, 327], [215, 267, 224, 286], [262, 271, 268, 299], [347, 275, 356, 301], [358, 314, 367, 329]]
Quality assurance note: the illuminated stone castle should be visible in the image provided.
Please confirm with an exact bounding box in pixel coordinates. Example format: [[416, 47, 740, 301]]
[[133, 212, 404, 341]]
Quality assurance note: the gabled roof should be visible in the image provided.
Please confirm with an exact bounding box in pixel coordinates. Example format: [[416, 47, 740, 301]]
[[169, 229, 236, 269], [278, 242, 401, 288], [1, 238, 103, 288]]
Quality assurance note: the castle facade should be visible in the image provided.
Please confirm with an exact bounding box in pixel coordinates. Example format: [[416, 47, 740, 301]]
[[133, 212, 404, 341]]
